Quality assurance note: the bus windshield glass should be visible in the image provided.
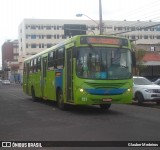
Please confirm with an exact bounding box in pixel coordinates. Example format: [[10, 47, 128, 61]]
[[76, 47, 132, 79]]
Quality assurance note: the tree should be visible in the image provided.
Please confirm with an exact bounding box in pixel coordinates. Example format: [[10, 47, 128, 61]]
[[131, 43, 146, 75]]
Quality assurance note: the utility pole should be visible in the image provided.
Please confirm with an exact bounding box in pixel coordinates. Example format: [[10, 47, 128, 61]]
[[99, 0, 103, 35]]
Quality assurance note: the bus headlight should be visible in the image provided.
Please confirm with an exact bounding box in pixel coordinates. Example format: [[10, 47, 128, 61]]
[[127, 88, 131, 92], [80, 88, 84, 92]]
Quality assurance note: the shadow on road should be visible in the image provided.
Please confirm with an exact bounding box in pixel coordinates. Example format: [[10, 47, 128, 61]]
[[27, 98, 123, 116]]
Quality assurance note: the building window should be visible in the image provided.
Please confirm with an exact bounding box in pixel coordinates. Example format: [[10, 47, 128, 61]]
[[42, 43, 44, 48], [131, 27, 135, 31], [144, 35, 148, 39], [118, 27, 122, 30], [46, 26, 51, 30], [26, 44, 28, 48], [39, 44, 41, 48], [149, 36, 153, 39], [156, 27, 160, 31], [131, 35, 135, 39], [31, 35, 36, 39], [31, 44, 36, 48], [47, 43, 52, 48], [47, 35, 52, 39], [91, 26, 95, 30], [156, 36, 160, 39], [144, 28, 148, 31], [31, 25, 36, 30], [13, 56, 18, 61]]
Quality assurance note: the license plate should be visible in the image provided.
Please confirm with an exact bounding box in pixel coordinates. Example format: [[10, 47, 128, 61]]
[[102, 98, 112, 102]]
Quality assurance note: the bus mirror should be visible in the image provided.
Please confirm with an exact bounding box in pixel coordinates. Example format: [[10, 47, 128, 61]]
[[132, 51, 136, 67]]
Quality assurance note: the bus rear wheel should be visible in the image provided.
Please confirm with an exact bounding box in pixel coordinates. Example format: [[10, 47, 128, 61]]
[[100, 104, 111, 111], [57, 90, 66, 110]]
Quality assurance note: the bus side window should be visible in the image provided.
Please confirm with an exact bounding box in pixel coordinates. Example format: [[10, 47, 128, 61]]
[[34, 58, 37, 73], [30, 60, 34, 73], [53, 51, 56, 69], [37, 57, 41, 72], [48, 51, 54, 70], [56, 47, 64, 69]]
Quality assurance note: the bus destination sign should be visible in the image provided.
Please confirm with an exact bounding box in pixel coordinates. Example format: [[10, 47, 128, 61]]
[[80, 36, 128, 46]]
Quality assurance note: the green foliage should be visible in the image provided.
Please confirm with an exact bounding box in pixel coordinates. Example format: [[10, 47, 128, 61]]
[[131, 43, 147, 75]]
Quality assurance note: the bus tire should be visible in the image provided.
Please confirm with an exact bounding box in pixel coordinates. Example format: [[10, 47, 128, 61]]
[[31, 87, 38, 102], [57, 89, 66, 110], [100, 104, 111, 111]]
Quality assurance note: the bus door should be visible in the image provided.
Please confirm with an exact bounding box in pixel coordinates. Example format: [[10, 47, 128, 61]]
[[41, 56, 48, 99], [66, 45, 74, 102], [26, 62, 30, 94]]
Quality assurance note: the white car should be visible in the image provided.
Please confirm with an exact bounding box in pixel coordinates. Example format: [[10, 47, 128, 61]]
[[133, 76, 160, 105], [2, 80, 11, 85]]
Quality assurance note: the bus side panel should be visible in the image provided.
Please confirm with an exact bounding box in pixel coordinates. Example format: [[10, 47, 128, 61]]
[[46, 70, 56, 100], [34, 72, 42, 98]]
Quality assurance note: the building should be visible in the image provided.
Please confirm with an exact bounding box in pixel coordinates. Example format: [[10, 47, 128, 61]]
[[17, 19, 160, 78], [1, 40, 19, 81], [18, 19, 102, 76]]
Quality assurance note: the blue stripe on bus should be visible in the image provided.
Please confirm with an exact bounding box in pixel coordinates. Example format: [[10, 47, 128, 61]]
[[55, 69, 63, 90], [85, 88, 127, 95]]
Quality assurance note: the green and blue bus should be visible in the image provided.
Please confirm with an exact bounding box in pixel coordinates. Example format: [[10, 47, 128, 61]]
[[23, 35, 135, 110]]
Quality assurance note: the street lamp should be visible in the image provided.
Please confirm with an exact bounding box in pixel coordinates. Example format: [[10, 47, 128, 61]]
[[76, 1, 103, 35], [76, 13, 99, 26], [99, 0, 103, 35]]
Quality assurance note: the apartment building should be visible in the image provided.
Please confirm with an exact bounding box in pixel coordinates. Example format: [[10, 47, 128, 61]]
[[18, 19, 160, 77], [1, 40, 19, 81]]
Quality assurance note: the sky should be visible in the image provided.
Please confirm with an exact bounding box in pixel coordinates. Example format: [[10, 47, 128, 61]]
[[0, 0, 160, 68]]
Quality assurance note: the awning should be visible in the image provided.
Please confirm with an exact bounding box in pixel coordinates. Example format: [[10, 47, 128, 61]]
[[142, 61, 160, 66]]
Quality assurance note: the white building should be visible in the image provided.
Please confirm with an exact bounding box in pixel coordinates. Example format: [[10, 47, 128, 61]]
[[18, 19, 160, 76]]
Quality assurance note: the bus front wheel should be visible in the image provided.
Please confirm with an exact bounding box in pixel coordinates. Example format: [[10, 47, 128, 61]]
[[57, 90, 66, 110], [100, 104, 111, 111]]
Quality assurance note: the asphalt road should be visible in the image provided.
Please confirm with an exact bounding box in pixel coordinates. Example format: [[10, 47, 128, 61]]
[[0, 84, 160, 150]]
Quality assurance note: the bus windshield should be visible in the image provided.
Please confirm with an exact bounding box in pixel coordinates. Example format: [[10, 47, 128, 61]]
[[76, 47, 132, 80]]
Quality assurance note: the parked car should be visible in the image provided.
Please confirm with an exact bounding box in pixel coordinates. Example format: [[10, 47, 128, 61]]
[[153, 78, 160, 85], [133, 76, 160, 105], [2, 80, 11, 85]]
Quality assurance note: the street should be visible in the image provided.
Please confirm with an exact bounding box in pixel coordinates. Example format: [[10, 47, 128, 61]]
[[0, 84, 160, 149]]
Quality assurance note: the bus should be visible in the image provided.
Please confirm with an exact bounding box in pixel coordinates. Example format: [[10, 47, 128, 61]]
[[23, 35, 136, 110]]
